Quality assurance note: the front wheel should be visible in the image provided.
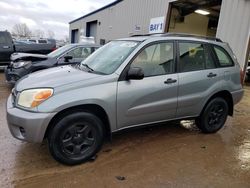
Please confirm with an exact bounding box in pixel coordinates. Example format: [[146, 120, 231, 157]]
[[48, 112, 104, 165], [196, 98, 229, 133]]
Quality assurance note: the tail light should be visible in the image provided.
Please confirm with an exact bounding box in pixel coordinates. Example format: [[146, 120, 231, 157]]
[[240, 69, 244, 86]]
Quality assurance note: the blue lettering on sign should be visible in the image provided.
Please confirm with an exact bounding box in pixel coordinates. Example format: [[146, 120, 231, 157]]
[[149, 23, 163, 32]]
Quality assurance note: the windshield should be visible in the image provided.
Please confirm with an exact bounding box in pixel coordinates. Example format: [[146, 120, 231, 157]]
[[47, 45, 73, 58], [80, 41, 139, 74]]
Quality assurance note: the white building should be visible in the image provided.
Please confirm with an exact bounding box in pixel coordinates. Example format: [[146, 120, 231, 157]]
[[69, 0, 250, 70]]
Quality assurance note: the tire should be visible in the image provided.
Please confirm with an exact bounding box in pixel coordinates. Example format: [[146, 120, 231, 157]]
[[196, 98, 229, 133], [48, 112, 104, 165]]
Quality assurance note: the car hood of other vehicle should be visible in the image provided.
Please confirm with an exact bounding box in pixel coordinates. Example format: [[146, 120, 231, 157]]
[[15, 65, 102, 91], [11, 53, 48, 61]]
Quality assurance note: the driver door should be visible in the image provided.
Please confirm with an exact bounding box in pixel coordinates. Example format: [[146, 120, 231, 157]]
[[117, 41, 178, 129]]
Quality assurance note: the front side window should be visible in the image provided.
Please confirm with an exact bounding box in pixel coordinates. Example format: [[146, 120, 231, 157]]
[[131, 42, 174, 77], [213, 46, 234, 67], [67, 47, 92, 59], [48, 45, 74, 58], [29, 40, 36, 43], [179, 42, 208, 72], [80, 41, 139, 74]]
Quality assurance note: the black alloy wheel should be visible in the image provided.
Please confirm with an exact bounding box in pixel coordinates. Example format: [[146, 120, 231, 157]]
[[196, 98, 229, 133], [48, 112, 104, 165]]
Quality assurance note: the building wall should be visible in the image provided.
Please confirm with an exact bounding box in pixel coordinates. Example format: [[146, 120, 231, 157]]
[[70, 0, 250, 69], [216, 0, 250, 69], [69, 0, 175, 44]]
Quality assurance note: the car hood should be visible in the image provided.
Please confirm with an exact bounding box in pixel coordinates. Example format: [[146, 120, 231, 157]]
[[15, 65, 102, 91], [11, 53, 48, 61]]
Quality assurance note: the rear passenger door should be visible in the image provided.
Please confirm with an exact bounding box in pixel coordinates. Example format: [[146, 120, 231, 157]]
[[176, 41, 222, 118]]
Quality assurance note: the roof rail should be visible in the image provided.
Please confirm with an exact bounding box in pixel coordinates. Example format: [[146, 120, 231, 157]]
[[130, 34, 152, 37], [156, 33, 222, 42], [131, 32, 222, 42]]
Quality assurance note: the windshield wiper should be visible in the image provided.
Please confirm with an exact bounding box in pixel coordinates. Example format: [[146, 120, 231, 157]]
[[81, 63, 94, 72]]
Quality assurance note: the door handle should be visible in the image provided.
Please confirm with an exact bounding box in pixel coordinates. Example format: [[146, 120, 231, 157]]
[[3, 46, 10, 49], [207, 72, 217, 78], [164, 78, 177, 84]]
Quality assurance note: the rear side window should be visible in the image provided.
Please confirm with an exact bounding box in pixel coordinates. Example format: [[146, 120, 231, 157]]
[[213, 46, 234, 67], [38, 40, 47, 44], [179, 42, 205, 72]]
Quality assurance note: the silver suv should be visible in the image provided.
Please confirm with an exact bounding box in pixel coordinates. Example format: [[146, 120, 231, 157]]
[[6, 34, 244, 165]]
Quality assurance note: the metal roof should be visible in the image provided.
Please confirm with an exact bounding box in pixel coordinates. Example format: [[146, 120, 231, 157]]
[[69, 0, 123, 24]]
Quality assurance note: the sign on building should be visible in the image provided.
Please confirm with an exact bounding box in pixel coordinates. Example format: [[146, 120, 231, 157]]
[[149, 17, 165, 34]]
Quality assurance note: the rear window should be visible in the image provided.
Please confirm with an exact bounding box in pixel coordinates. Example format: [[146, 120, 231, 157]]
[[0, 33, 7, 44], [213, 46, 234, 67]]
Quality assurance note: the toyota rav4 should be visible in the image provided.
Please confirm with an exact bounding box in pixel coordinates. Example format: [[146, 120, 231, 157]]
[[6, 33, 244, 165]]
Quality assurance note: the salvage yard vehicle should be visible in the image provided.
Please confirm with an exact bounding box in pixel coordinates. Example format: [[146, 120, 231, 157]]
[[21, 38, 55, 44], [6, 33, 244, 165], [5, 43, 100, 83], [0, 31, 56, 67]]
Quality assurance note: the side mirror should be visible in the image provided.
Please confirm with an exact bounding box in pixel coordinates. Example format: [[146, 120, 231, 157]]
[[64, 55, 73, 62], [127, 67, 144, 80]]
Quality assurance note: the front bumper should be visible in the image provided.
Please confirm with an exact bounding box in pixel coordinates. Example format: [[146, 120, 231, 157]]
[[6, 95, 56, 143]]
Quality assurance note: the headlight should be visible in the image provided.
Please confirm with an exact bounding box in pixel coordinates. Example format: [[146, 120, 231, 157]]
[[17, 88, 53, 108], [13, 61, 31, 68]]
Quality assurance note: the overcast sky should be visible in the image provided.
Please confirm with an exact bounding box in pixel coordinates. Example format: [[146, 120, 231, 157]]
[[0, 0, 114, 40]]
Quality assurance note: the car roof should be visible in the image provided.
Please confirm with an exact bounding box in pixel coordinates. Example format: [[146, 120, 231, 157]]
[[117, 33, 224, 44]]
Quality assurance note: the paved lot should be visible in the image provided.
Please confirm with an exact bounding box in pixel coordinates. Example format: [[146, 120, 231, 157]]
[[0, 72, 249, 188]]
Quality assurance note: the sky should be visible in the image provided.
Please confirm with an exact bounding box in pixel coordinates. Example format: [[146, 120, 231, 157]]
[[0, 0, 115, 40]]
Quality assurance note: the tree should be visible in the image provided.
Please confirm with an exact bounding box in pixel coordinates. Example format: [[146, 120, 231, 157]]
[[33, 29, 44, 38], [12, 23, 32, 38], [47, 30, 55, 39]]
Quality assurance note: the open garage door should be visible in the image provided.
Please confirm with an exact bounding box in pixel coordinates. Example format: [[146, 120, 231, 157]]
[[71, 29, 79, 43], [86, 20, 98, 42], [166, 0, 222, 37]]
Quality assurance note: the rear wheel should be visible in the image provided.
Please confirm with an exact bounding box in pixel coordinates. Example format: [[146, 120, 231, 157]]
[[196, 98, 229, 133], [48, 112, 104, 165]]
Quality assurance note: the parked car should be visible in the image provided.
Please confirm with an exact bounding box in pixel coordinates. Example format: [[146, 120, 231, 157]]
[[5, 43, 99, 83], [6, 33, 244, 165], [0, 31, 56, 67]]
